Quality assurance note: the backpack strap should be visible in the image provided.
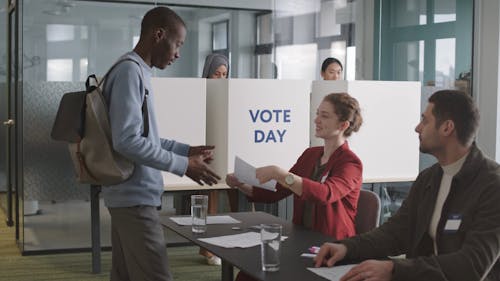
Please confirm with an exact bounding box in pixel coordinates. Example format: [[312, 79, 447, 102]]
[[141, 87, 149, 138], [93, 57, 150, 138]]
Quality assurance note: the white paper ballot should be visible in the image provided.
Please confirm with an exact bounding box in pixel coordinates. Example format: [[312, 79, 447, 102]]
[[198, 231, 287, 248], [307, 264, 357, 281], [169, 215, 241, 226], [234, 156, 277, 191]]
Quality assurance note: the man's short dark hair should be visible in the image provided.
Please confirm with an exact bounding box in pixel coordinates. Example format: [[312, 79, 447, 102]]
[[428, 90, 479, 146], [140, 6, 185, 37]]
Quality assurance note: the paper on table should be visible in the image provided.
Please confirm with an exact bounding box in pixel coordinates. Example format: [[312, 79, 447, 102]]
[[300, 253, 316, 258], [234, 156, 277, 191], [307, 264, 357, 281], [169, 215, 241, 226], [206, 216, 241, 224], [198, 232, 288, 248]]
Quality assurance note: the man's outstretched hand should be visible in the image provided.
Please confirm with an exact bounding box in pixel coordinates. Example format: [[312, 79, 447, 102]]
[[189, 145, 214, 164], [186, 145, 220, 185]]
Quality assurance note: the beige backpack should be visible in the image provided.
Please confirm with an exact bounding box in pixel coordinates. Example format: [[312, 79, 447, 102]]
[[51, 58, 148, 185]]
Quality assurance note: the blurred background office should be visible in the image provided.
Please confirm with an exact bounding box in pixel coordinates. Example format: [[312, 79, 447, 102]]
[[1, 0, 499, 257]]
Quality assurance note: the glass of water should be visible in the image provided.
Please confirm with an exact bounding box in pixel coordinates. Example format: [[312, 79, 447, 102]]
[[260, 224, 282, 272], [191, 195, 208, 233]]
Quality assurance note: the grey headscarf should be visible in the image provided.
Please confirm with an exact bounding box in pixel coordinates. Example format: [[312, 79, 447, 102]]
[[202, 53, 229, 78]]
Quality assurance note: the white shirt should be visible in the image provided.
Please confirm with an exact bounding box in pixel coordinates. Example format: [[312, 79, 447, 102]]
[[429, 152, 468, 255]]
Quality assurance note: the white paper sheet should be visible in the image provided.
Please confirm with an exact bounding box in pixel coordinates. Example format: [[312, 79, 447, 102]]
[[169, 215, 241, 226], [300, 253, 316, 258], [198, 232, 288, 248], [234, 156, 277, 191], [307, 264, 357, 281]]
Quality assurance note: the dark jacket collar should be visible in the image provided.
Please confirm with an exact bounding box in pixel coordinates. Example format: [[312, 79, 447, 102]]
[[452, 143, 485, 188], [424, 142, 484, 190]]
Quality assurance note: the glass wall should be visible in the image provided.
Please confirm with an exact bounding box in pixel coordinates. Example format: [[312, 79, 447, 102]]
[[18, 0, 262, 252], [378, 0, 473, 171], [378, 0, 472, 93], [5, 0, 476, 251], [0, 1, 7, 207], [22, 1, 260, 82], [265, 0, 363, 81], [376, 0, 473, 221]]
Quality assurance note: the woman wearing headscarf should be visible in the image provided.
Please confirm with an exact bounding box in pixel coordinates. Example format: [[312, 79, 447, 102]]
[[202, 53, 229, 79]]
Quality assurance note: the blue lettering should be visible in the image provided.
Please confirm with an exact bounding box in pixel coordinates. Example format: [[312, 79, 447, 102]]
[[265, 130, 277, 142], [283, 110, 291, 122], [249, 109, 259, 123], [272, 109, 281, 122], [249, 109, 292, 123], [277, 129, 286, 142], [260, 110, 272, 123], [254, 130, 265, 143]]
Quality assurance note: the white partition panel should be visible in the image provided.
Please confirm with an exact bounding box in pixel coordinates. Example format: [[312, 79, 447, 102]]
[[151, 78, 206, 189], [311, 81, 421, 182], [207, 79, 311, 178]]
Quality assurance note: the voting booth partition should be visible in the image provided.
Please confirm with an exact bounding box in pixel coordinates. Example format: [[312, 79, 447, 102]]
[[151, 78, 207, 189], [206, 79, 311, 179], [310, 81, 421, 182], [151, 78, 421, 188]]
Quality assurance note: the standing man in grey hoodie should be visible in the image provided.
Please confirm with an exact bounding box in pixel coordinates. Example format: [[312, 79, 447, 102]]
[[102, 6, 220, 281]]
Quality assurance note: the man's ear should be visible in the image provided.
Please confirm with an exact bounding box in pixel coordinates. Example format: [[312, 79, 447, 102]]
[[440, 120, 455, 136], [153, 27, 165, 43]]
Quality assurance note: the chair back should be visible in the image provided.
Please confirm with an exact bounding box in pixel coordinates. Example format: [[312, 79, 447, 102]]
[[355, 189, 381, 234]]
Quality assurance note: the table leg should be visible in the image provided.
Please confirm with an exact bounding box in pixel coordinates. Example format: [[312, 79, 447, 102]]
[[221, 259, 234, 281], [91, 185, 101, 274]]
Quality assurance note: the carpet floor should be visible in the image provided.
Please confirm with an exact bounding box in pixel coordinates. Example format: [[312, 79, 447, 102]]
[[0, 209, 223, 281]]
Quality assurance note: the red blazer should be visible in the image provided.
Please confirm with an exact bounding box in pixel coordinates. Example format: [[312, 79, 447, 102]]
[[248, 142, 362, 240]]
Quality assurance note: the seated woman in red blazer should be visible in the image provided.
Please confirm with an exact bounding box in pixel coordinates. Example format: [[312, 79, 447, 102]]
[[226, 92, 363, 281]]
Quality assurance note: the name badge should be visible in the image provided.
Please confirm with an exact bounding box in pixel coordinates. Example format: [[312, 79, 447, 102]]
[[444, 214, 462, 233], [320, 175, 327, 183]]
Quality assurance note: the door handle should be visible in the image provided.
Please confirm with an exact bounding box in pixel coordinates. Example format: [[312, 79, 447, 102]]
[[3, 119, 14, 126]]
